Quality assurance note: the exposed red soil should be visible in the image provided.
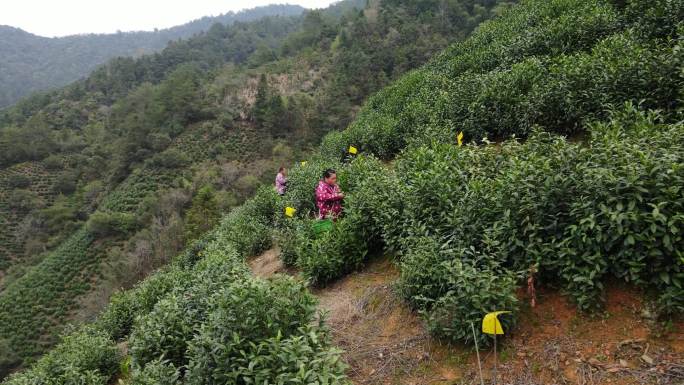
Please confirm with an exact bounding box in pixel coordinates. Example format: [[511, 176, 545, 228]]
[[248, 249, 684, 385], [313, 256, 466, 385], [486, 285, 684, 385]]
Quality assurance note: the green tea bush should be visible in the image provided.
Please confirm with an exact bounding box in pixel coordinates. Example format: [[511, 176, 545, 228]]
[[400, 242, 518, 346], [7, 189, 44, 211], [344, 69, 454, 158], [340, 0, 682, 159], [130, 294, 195, 368], [6, 174, 30, 189], [130, 359, 180, 385], [392, 106, 683, 315], [130, 248, 249, 368], [186, 324, 349, 385], [623, 0, 684, 40], [0, 230, 96, 375], [97, 266, 191, 340], [421, 30, 677, 143], [86, 210, 137, 237], [215, 206, 272, 258], [241, 186, 279, 224], [394, 140, 504, 250], [426, 272, 518, 347], [397, 237, 458, 310], [430, 0, 621, 76], [3, 327, 120, 385], [275, 220, 307, 267], [339, 0, 621, 155], [293, 217, 369, 285], [559, 107, 684, 313], [185, 276, 334, 383], [97, 216, 249, 343], [319, 130, 350, 161], [4, 367, 105, 385]]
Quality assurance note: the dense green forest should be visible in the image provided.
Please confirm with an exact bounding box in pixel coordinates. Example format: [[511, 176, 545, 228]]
[[0, 4, 307, 109], [0, 0, 516, 378]]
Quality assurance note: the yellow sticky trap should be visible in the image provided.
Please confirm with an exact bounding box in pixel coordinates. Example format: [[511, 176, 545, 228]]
[[482, 311, 510, 335], [457, 132, 464, 147], [301, 161, 307, 166], [348, 146, 358, 155], [285, 207, 296, 218]]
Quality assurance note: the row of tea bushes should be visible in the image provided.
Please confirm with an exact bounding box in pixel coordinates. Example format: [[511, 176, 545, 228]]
[[3, 187, 349, 385], [394, 106, 683, 315], [283, 105, 683, 347], [320, 0, 682, 160], [280, 0, 683, 346]]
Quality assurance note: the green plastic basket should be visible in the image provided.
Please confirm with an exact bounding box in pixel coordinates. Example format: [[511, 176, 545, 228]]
[[313, 219, 333, 236]]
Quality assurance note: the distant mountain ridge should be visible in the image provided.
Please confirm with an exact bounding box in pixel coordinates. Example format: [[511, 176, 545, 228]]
[[0, 4, 306, 109]]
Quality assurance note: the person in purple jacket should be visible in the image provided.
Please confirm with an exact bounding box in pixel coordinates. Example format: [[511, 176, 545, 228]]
[[275, 167, 288, 196]]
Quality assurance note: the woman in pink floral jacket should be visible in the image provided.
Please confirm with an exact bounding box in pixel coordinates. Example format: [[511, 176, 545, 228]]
[[316, 169, 344, 220], [275, 167, 288, 196]]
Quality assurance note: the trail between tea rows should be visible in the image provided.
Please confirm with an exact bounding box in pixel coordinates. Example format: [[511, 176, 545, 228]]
[[248, 249, 684, 385]]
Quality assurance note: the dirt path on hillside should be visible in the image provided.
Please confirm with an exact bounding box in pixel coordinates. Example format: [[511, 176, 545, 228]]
[[248, 247, 285, 278], [313, 257, 464, 385], [248, 249, 684, 385], [249, 250, 463, 384]]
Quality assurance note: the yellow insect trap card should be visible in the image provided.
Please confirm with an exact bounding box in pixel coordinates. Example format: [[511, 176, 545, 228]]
[[284, 207, 296, 218]]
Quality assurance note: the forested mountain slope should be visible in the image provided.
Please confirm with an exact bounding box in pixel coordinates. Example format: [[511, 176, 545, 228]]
[[0, 0, 513, 378], [0, 4, 307, 109]]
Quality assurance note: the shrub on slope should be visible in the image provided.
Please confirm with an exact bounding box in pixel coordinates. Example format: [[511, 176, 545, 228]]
[[278, 0, 683, 347], [2, 327, 120, 385], [396, 105, 682, 306], [3, 188, 349, 385], [325, 0, 682, 159]]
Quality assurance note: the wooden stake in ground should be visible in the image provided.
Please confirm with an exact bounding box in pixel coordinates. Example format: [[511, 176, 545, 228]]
[[493, 333, 497, 385], [471, 322, 485, 385]]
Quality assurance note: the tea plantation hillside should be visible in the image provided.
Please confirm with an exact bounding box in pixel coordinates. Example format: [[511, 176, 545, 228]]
[[0, 0, 514, 378], [3, 0, 682, 383], [281, 0, 683, 345], [0, 162, 60, 272], [0, 122, 272, 375], [2, 187, 351, 384]]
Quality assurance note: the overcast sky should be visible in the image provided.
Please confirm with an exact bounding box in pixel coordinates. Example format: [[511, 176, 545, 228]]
[[1, 0, 339, 37]]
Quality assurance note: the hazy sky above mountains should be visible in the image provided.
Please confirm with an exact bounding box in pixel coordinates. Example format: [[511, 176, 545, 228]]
[[1, 0, 338, 37]]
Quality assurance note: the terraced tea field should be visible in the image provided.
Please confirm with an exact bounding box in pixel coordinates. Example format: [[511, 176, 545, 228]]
[[0, 161, 59, 273]]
